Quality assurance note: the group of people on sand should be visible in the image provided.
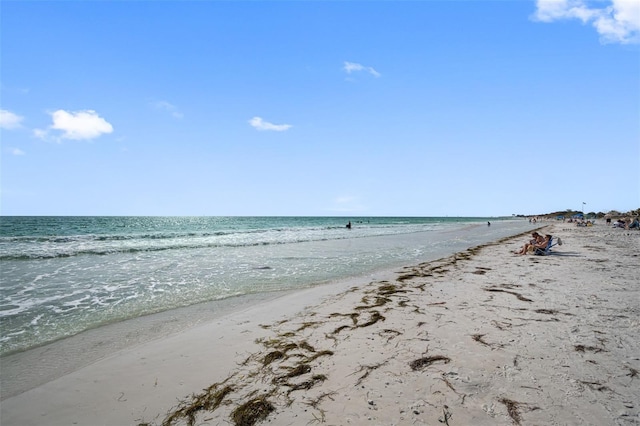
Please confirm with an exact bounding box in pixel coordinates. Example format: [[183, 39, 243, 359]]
[[611, 218, 639, 230], [515, 232, 552, 255]]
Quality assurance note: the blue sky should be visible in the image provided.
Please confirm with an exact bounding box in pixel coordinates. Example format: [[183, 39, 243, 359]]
[[1, 0, 638, 217]]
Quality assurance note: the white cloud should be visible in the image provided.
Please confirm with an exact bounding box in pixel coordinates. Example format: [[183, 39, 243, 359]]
[[49, 109, 114, 140], [327, 195, 366, 213], [10, 147, 25, 155], [533, 0, 640, 44], [248, 117, 292, 132], [335, 196, 356, 204], [343, 61, 381, 78], [151, 100, 183, 119], [33, 128, 48, 140], [0, 109, 24, 129]]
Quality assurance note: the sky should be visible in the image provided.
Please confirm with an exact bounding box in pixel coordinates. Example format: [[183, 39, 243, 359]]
[[1, 0, 639, 217]]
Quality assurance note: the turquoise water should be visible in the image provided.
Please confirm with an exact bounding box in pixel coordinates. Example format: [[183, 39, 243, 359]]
[[0, 216, 534, 355]]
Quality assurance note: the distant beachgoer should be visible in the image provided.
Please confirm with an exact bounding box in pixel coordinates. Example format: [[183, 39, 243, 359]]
[[346, 221, 352, 229], [613, 219, 626, 228], [487, 221, 491, 226]]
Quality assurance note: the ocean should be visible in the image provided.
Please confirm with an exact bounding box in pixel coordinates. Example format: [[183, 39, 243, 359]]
[[0, 216, 535, 357]]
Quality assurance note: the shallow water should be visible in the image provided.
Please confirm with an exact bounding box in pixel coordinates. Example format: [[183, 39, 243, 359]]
[[0, 216, 535, 356]]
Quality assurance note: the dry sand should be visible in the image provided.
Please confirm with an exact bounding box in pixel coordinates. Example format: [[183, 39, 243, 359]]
[[1, 223, 638, 426]]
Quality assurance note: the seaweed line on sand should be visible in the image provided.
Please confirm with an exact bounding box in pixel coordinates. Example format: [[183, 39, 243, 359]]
[[499, 398, 540, 425], [409, 355, 451, 371], [483, 287, 533, 302], [232, 395, 275, 426], [139, 237, 546, 426], [350, 361, 388, 386]]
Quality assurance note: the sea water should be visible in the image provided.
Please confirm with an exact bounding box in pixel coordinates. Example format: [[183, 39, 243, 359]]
[[0, 216, 535, 356]]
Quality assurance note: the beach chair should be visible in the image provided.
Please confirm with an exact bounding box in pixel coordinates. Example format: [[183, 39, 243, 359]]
[[535, 237, 562, 256]]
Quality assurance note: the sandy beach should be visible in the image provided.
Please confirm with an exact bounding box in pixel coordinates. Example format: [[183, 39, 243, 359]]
[[1, 222, 638, 426]]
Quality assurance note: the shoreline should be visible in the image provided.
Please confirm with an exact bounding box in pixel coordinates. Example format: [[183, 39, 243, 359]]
[[2, 223, 638, 425], [0, 289, 309, 399], [1, 221, 537, 397], [0, 218, 533, 359]]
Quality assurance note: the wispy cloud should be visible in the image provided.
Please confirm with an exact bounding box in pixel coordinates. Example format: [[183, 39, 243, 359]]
[[33, 128, 47, 139], [327, 195, 366, 213], [532, 0, 640, 44], [151, 100, 184, 119], [35, 109, 114, 141], [248, 117, 292, 132], [343, 61, 381, 78], [10, 147, 25, 156], [0, 109, 24, 130]]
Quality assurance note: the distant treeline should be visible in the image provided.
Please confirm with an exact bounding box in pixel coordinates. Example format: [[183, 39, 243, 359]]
[[516, 208, 639, 219]]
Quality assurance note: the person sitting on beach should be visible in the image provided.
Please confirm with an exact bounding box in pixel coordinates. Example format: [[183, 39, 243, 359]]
[[516, 231, 540, 254], [516, 232, 551, 254], [629, 218, 639, 229], [526, 234, 551, 255], [613, 219, 626, 228], [540, 234, 553, 251]]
